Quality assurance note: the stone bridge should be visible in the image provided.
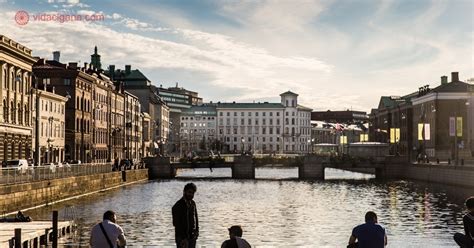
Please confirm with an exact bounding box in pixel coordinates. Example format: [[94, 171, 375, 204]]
[[145, 155, 407, 180]]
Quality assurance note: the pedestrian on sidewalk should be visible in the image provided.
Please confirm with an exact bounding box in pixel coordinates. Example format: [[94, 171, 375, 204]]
[[348, 211, 387, 248], [454, 196, 474, 248], [90, 210, 127, 248], [221, 225, 251, 248], [172, 183, 199, 248]]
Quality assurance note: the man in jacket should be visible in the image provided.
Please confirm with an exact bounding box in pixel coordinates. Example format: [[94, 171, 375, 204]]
[[172, 183, 199, 248]]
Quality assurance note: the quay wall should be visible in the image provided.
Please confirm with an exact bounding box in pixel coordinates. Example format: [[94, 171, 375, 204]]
[[398, 164, 474, 188], [0, 169, 148, 213]]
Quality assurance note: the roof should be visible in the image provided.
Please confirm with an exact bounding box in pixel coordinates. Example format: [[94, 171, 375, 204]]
[[297, 104, 312, 111], [280, 91, 299, 96], [216, 102, 285, 109], [430, 81, 471, 93], [108, 69, 150, 82], [182, 105, 217, 116]]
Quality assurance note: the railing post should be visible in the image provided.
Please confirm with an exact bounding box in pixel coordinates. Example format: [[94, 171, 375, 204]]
[[14, 228, 21, 248], [52, 210, 58, 248]]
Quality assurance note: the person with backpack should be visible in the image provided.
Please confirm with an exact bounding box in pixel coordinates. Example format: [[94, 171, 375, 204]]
[[90, 210, 126, 248]]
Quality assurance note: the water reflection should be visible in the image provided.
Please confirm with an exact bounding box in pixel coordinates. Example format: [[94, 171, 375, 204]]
[[25, 168, 470, 247]]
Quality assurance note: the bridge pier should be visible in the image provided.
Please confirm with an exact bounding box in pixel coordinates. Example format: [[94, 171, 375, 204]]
[[145, 157, 176, 179], [299, 155, 325, 180], [232, 156, 254, 179]]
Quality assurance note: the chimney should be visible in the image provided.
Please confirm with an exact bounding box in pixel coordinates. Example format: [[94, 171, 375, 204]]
[[441, 75, 448, 85], [68, 62, 77, 70], [53, 51, 60, 62], [451, 72, 459, 82], [84, 62, 88, 70], [125, 65, 131, 74]]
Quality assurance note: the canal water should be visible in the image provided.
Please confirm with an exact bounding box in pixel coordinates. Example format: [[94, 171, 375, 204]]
[[26, 168, 471, 247]]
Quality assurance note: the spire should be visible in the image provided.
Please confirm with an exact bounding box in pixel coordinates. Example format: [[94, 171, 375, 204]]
[[90, 46, 101, 70]]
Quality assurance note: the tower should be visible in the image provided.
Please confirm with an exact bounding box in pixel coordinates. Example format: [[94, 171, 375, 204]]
[[90, 46, 102, 70]]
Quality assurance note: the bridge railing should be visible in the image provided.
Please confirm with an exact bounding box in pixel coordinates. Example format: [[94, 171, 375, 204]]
[[0, 163, 129, 185]]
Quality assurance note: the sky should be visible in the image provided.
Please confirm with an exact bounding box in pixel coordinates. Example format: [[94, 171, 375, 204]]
[[0, 0, 472, 112]]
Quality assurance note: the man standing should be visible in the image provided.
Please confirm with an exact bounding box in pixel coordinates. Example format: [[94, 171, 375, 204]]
[[348, 211, 387, 248], [172, 183, 199, 248], [454, 196, 474, 248], [221, 225, 251, 248], [90, 210, 126, 248]]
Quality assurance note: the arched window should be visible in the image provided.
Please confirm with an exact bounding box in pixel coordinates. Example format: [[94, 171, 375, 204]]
[[76, 119, 80, 132], [291, 127, 295, 135], [9, 71, 13, 90], [2, 69, 6, 89], [76, 96, 79, 109], [10, 101, 15, 123], [25, 105, 29, 125], [18, 103, 22, 125], [3, 100, 8, 122]]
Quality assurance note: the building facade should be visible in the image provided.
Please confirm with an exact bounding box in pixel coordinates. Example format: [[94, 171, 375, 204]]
[[107, 64, 169, 156], [33, 59, 95, 163], [33, 87, 68, 164], [180, 104, 217, 155], [156, 84, 202, 154], [125, 91, 142, 162], [0, 35, 36, 162], [411, 72, 472, 160]]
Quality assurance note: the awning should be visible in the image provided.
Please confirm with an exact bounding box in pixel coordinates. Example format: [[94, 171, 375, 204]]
[[154, 142, 159, 148]]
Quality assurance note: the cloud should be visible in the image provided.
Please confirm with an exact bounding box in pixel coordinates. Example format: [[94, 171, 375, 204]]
[[0, 9, 332, 107], [1, 0, 471, 112]]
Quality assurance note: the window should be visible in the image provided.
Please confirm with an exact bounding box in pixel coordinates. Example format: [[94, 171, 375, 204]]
[[241, 112, 244, 116], [286, 100, 288, 106], [262, 127, 266, 134], [241, 119, 244, 125], [226, 112, 230, 116], [25, 105, 29, 125], [277, 112, 280, 116], [64, 79, 71, 85], [263, 112, 266, 116], [234, 112, 237, 116], [248, 119, 251, 125], [292, 118, 295, 125], [291, 100, 295, 107], [248, 112, 252, 116], [286, 112, 288, 116], [276, 127, 280, 134], [3, 100, 8, 122], [277, 119, 280, 125], [219, 112, 223, 116], [255, 119, 259, 125], [17, 103, 22, 125], [10, 101, 14, 123], [256, 112, 259, 117]]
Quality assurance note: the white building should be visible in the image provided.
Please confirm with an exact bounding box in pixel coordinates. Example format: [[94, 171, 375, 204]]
[[178, 91, 312, 154], [33, 87, 68, 164], [180, 104, 217, 155]]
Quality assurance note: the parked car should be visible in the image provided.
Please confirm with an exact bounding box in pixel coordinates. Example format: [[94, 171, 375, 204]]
[[4, 159, 29, 174]]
